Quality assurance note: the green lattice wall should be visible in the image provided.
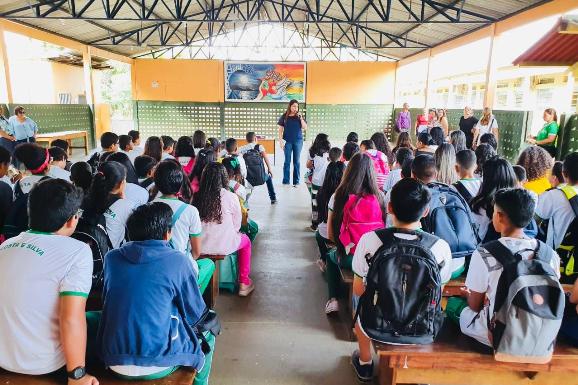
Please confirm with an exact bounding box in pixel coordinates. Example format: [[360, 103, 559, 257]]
[[559, 114, 578, 159], [223, 102, 287, 139], [5, 103, 94, 147]]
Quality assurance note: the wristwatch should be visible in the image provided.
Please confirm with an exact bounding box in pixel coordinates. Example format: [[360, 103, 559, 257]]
[[67, 366, 86, 380]]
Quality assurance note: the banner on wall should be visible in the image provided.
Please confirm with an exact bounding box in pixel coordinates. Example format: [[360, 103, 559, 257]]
[[224, 62, 306, 102]]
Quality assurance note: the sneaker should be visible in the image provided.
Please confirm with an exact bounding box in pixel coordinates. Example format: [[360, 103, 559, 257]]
[[271, 199, 277, 205], [316, 258, 326, 273], [351, 350, 374, 382], [238, 282, 255, 297], [324, 298, 339, 314], [307, 225, 317, 232]]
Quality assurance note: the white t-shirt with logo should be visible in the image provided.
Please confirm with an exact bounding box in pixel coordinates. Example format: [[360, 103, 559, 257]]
[[47, 166, 71, 181], [18, 175, 46, 194], [0, 231, 92, 374], [460, 237, 560, 347], [124, 183, 149, 206], [104, 198, 137, 248]]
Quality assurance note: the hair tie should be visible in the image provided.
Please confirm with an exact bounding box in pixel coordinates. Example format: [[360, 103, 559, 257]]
[[30, 149, 50, 175], [96, 171, 104, 177]]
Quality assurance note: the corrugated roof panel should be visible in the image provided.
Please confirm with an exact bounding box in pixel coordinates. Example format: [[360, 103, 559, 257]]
[[514, 18, 578, 65]]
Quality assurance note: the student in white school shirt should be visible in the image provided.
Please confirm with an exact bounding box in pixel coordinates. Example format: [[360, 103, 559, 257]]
[[105, 152, 149, 206], [47, 146, 71, 181], [350, 178, 453, 382], [0, 178, 98, 384]]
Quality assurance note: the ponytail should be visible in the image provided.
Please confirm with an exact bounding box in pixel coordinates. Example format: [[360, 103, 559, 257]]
[[88, 161, 126, 215]]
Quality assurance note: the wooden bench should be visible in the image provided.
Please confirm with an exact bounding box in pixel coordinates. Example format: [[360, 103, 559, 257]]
[[375, 322, 578, 385], [200, 254, 226, 308], [35, 130, 89, 155], [0, 366, 195, 385], [338, 264, 356, 340]]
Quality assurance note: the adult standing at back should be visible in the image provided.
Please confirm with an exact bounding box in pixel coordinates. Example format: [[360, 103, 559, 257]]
[[278, 99, 307, 187], [473, 107, 498, 148], [0, 105, 15, 152], [396, 103, 411, 133], [7, 106, 38, 146], [527, 108, 559, 158], [459, 106, 478, 149], [436, 108, 449, 137]]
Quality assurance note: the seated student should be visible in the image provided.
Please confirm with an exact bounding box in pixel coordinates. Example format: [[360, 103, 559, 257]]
[[474, 143, 496, 178], [517, 145, 554, 195], [342, 141, 359, 166], [346, 132, 358, 143], [382, 147, 413, 192], [414, 132, 437, 157], [50, 139, 72, 170], [134, 155, 158, 198], [0, 179, 97, 382], [47, 146, 71, 181], [97, 202, 215, 385], [512, 164, 527, 187], [315, 158, 345, 272], [434, 143, 458, 185], [449, 130, 467, 153], [383, 154, 416, 228], [470, 156, 517, 242], [193, 162, 254, 296], [152, 160, 213, 285], [206, 137, 222, 155], [350, 178, 453, 382], [560, 276, 578, 347], [453, 149, 481, 202], [128, 129, 144, 155], [0, 146, 13, 237], [360, 139, 389, 190], [549, 161, 565, 189], [175, 136, 196, 175], [87, 132, 119, 169], [238, 131, 277, 205], [222, 138, 247, 177], [189, 149, 216, 194], [161, 135, 176, 160], [479, 132, 498, 151], [144, 136, 163, 162], [70, 161, 93, 195], [13, 143, 52, 194], [307, 134, 331, 231], [392, 131, 415, 154], [106, 152, 149, 206], [192, 130, 207, 155], [83, 161, 136, 249], [371, 132, 394, 167], [446, 188, 560, 347], [118, 134, 137, 164], [325, 153, 386, 314]]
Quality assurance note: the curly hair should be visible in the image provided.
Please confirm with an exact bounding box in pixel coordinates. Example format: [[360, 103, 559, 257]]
[[516, 145, 553, 181], [192, 161, 228, 223]]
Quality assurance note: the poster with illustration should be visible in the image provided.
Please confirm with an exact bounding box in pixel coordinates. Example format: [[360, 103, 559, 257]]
[[225, 62, 306, 102]]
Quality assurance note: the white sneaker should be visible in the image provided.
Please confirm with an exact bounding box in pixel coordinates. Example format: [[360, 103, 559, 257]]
[[325, 298, 339, 314], [238, 282, 255, 297]]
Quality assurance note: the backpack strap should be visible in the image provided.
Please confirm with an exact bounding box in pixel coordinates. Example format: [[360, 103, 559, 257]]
[[482, 240, 518, 267], [560, 186, 578, 218], [172, 202, 189, 227], [532, 240, 554, 265], [453, 181, 473, 202]]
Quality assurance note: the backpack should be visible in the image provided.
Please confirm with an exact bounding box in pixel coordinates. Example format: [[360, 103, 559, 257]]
[[339, 194, 385, 255], [244, 145, 267, 187], [555, 186, 578, 284], [484, 240, 564, 364], [71, 212, 113, 291], [2, 181, 29, 240], [366, 151, 389, 189], [422, 182, 480, 259], [354, 228, 444, 345]]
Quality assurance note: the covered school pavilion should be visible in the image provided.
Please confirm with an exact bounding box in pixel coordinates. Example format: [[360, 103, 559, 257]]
[[0, 0, 578, 384]]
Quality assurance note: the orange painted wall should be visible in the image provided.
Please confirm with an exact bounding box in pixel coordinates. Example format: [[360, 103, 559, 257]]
[[306, 61, 396, 104], [133, 59, 224, 102]]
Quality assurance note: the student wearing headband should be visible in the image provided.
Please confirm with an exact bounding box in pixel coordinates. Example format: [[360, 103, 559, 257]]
[[13, 143, 51, 195]]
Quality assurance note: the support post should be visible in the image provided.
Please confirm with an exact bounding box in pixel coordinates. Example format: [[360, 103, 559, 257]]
[[82, 46, 97, 146], [424, 48, 432, 108], [483, 23, 498, 109], [0, 25, 13, 104]]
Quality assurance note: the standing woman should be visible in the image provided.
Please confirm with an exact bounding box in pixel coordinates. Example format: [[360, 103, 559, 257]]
[[459, 106, 478, 149], [278, 99, 307, 186], [437, 108, 449, 137], [7, 106, 38, 146], [473, 107, 498, 148], [527, 108, 559, 158], [396, 103, 411, 133]]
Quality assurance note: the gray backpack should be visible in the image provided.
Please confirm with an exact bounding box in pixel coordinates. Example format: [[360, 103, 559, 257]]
[[484, 240, 565, 364]]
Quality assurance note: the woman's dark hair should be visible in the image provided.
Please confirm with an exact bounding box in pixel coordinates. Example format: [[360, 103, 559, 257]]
[[331, 153, 385, 255], [134, 155, 158, 178], [479, 132, 498, 150], [175, 136, 196, 158], [343, 142, 360, 161], [0, 146, 10, 165], [552, 161, 565, 184], [193, 162, 228, 223], [317, 161, 345, 226], [394, 132, 414, 151], [206, 137, 221, 153], [161, 135, 176, 151], [119, 135, 132, 151], [48, 146, 68, 162], [346, 132, 358, 143], [70, 161, 93, 192], [85, 161, 126, 216], [154, 160, 187, 197], [516, 145, 553, 181], [127, 202, 173, 241], [283, 99, 299, 124], [450, 130, 466, 153], [370, 132, 393, 166], [29, 179, 83, 233], [430, 126, 445, 146], [14, 143, 49, 174], [106, 152, 139, 184], [471, 156, 517, 218], [144, 136, 163, 162], [474, 143, 497, 176], [190, 148, 216, 182], [360, 140, 375, 150], [417, 132, 433, 146], [193, 130, 207, 148], [309, 133, 331, 158]]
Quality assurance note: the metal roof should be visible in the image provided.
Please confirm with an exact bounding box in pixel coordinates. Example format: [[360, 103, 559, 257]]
[[0, 0, 553, 60]]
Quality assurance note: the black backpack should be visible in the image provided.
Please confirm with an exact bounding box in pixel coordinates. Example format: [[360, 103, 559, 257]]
[[554, 187, 578, 284], [2, 185, 28, 240], [354, 228, 445, 345], [422, 182, 480, 259], [243, 145, 267, 186]]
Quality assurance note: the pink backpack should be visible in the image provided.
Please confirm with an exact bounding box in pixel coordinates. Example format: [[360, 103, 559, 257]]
[[339, 194, 385, 255], [367, 151, 389, 189]]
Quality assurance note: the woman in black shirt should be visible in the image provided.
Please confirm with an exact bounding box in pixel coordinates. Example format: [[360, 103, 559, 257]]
[[459, 106, 478, 149]]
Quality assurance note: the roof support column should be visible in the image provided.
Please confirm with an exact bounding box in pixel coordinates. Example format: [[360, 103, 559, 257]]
[[424, 48, 432, 108], [82, 46, 95, 108], [483, 24, 498, 109], [0, 25, 13, 104]]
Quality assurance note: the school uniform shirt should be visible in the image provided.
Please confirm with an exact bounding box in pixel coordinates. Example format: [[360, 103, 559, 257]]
[[239, 143, 265, 155], [47, 165, 71, 181], [0, 231, 92, 374], [18, 175, 46, 194], [152, 197, 202, 255], [382, 168, 402, 192], [352, 230, 453, 284], [455, 178, 481, 199], [536, 186, 578, 249], [228, 180, 248, 201], [471, 208, 491, 242], [309, 152, 330, 187], [104, 198, 137, 248], [460, 237, 560, 347], [124, 183, 149, 206], [161, 152, 175, 161], [319, 194, 337, 240], [475, 115, 498, 145], [200, 188, 242, 255], [177, 156, 195, 175]]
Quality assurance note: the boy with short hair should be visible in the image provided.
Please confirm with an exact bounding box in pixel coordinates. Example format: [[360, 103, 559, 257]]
[[119, 135, 138, 164], [382, 147, 413, 192], [160, 135, 176, 160], [128, 130, 144, 157], [411, 154, 437, 184], [0, 179, 98, 384], [328, 147, 342, 163], [51, 139, 72, 170], [447, 188, 560, 347], [223, 137, 247, 178], [134, 155, 158, 193], [351, 178, 453, 382], [453, 149, 480, 202], [238, 131, 277, 204], [87, 132, 119, 168], [97, 202, 215, 385], [47, 146, 71, 181]]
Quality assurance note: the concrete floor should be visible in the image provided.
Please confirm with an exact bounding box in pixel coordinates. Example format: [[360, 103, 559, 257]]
[[211, 148, 360, 385]]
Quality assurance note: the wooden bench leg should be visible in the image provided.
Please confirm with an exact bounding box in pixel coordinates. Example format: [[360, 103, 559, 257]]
[[84, 133, 89, 155], [379, 356, 397, 385], [210, 260, 220, 308]]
